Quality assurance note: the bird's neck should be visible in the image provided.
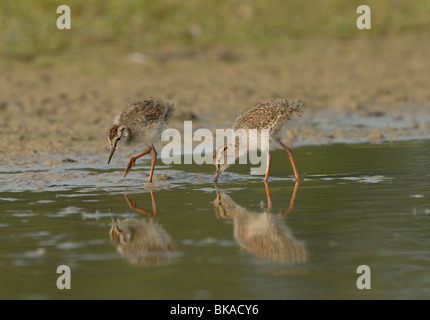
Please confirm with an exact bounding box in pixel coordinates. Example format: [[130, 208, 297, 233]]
[[226, 142, 243, 160], [234, 142, 249, 159], [122, 127, 133, 144]]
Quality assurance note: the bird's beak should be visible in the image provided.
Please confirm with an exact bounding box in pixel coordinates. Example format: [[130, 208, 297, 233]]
[[108, 146, 116, 164]]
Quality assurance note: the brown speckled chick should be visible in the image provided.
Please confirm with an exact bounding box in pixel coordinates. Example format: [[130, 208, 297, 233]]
[[107, 99, 174, 182], [214, 99, 304, 182], [233, 99, 304, 136]]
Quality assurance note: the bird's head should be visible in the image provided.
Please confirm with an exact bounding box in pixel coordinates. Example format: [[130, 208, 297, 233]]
[[107, 124, 128, 164], [213, 145, 234, 182]]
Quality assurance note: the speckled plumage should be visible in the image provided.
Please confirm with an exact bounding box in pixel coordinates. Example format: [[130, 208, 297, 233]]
[[111, 99, 174, 146], [233, 99, 304, 139], [107, 99, 174, 182], [214, 98, 305, 182], [110, 194, 175, 266], [214, 183, 307, 264]]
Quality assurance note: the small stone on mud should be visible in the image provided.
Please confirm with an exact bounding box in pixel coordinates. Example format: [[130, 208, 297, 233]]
[[62, 158, 77, 163], [330, 130, 344, 139], [154, 174, 169, 180], [144, 182, 163, 191], [366, 129, 383, 140], [176, 110, 198, 121], [367, 110, 385, 117], [191, 176, 206, 183]]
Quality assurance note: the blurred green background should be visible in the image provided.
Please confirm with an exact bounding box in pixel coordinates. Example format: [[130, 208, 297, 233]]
[[1, 0, 429, 59]]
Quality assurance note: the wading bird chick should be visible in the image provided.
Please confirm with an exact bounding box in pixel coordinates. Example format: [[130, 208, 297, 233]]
[[213, 99, 304, 182], [214, 182, 307, 264], [107, 99, 174, 182], [110, 193, 176, 266]]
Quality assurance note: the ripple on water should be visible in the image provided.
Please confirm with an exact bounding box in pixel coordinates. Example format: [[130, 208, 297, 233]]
[[182, 237, 236, 247], [9, 248, 46, 259], [57, 241, 87, 250], [11, 211, 38, 218], [0, 197, 20, 201], [46, 206, 82, 218], [410, 194, 424, 198], [319, 174, 393, 184]]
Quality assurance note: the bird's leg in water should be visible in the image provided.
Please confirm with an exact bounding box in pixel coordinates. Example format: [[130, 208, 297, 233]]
[[148, 145, 157, 183], [124, 193, 157, 221], [264, 182, 273, 213], [283, 180, 301, 217], [124, 146, 152, 178], [277, 140, 303, 182]]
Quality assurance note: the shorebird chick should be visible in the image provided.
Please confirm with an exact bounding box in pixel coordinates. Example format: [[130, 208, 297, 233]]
[[107, 99, 174, 182], [110, 193, 176, 266], [213, 99, 304, 182], [214, 183, 307, 264]]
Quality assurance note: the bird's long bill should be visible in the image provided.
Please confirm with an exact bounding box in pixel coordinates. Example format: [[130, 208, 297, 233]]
[[108, 147, 117, 164]]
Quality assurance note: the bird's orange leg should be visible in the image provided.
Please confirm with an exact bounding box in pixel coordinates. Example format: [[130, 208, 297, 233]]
[[123, 146, 152, 178], [149, 191, 158, 219], [283, 180, 300, 217], [148, 144, 157, 183], [264, 151, 272, 182], [277, 140, 303, 182], [124, 193, 158, 222], [148, 145, 157, 182], [124, 194, 154, 221], [264, 181, 273, 213]]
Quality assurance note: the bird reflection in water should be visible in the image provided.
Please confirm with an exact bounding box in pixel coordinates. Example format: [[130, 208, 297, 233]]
[[214, 182, 307, 265], [110, 193, 176, 266]]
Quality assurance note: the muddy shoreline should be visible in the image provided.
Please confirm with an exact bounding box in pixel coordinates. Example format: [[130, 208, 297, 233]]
[[1, 35, 429, 168]]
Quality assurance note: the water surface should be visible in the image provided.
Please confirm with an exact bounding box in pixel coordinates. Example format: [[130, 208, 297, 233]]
[[0, 140, 429, 299]]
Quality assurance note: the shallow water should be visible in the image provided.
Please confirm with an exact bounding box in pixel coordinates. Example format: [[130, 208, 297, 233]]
[[0, 140, 429, 300]]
